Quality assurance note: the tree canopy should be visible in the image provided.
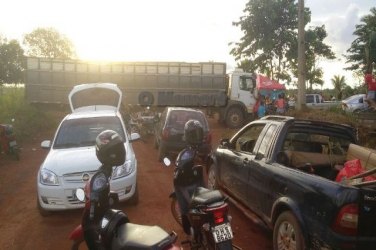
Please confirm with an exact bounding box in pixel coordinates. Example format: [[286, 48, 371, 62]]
[[345, 7, 376, 74], [23, 27, 76, 59], [230, 0, 335, 86], [0, 38, 24, 84], [331, 75, 347, 100]]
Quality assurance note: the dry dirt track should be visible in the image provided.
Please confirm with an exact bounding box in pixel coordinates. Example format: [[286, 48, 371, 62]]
[[0, 117, 272, 250]]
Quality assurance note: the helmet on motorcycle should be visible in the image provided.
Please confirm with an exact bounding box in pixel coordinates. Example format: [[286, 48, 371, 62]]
[[183, 119, 203, 145], [95, 130, 125, 166]]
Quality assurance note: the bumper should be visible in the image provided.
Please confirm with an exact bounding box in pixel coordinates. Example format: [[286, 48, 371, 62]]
[[312, 231, 376, 250], [37, 170, 137, 212]]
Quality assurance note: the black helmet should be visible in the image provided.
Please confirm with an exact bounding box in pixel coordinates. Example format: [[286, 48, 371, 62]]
[[183, 119, 203, 145], [95, 130, 125, 166]]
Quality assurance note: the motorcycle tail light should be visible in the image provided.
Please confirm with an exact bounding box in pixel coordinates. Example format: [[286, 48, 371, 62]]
[[204, 203, 228, 225], [162, 128, 170, 141]]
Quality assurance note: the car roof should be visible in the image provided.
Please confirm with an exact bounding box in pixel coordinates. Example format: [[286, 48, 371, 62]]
[[343, 94, 366, 102], [165, 107, 204, 113]]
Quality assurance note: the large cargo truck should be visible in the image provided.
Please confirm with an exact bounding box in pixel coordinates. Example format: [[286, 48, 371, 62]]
[[25, 57, 285, 128]]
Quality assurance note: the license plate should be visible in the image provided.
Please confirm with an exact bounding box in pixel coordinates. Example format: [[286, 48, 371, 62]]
[[212, 223, 233, 243], [9, 141, 17, 147]]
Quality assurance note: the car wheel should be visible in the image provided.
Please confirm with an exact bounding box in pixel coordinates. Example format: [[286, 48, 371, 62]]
[[158, 144, 166, 162], [207, 163, 219, 190], [37, 197, 51, 217], [127, 184, 139, 206], [273, 211, 305, 250]]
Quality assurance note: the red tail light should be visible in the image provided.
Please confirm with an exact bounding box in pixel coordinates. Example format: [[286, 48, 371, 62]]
[[332, 203, 358, 236], [161, 128, 170, 141], [204, 203, 228, 225]]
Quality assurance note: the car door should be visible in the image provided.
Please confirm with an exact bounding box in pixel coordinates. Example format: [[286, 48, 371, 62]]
[[246, 124, 278, 214], [218, 123, 266, 205]]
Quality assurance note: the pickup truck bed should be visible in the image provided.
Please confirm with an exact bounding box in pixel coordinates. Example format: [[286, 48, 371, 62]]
[[210, 115, 376, 250]]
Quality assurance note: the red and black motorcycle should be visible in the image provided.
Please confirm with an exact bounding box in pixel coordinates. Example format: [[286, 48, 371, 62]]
[[165, 147, 238, 250], [164, 119, 238, 250], [69, 130, 180, 250], [0, 121, 19, 160]]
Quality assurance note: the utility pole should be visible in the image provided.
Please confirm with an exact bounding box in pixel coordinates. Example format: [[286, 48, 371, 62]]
[[297, 0, 306, 110]]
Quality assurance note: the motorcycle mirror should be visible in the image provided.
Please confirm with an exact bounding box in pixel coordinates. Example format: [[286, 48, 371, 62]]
[[163, 157, 171, 167], [75, 188, 85, 202]]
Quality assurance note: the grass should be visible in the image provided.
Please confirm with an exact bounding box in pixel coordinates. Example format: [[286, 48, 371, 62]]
[[0, 86, 67, 143]]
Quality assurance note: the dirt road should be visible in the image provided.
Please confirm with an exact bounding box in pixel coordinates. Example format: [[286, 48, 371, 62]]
[[0, 117, 272, 250]]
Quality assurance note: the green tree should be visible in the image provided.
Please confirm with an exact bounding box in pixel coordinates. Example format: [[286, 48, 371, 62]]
[[23, 27, 76, 59], [345, 7, 376, 74], [0, 38, 25, 84], [230, 0, 335, 86], [331, 75, 347, 100], [288, 26, 335, 90]]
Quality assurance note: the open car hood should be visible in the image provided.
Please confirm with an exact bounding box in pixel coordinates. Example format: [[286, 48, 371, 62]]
[[68, 83, 122, 112]]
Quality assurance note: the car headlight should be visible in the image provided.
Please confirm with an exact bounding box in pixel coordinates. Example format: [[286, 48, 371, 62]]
[[40, 169, 59, 185], [112, 159, 134, 179]]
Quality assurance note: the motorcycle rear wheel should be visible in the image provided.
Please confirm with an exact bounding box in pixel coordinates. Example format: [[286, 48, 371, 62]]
[[170, 197, 182, 226]]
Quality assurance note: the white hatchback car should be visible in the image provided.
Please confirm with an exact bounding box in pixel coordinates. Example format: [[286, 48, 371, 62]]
[[37, 83, 139, 216], [341, 94, 368, 113]]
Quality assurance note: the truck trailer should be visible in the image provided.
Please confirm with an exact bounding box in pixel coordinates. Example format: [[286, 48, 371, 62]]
[[25, 57, 285, 128]]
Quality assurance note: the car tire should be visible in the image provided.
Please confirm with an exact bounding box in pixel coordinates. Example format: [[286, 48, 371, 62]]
[[158, 144, 166, 162], [207, 163, 219, 190], [37, 197, 51, 217], [273, 211, 305, 250], [127, 184, 139, 206]]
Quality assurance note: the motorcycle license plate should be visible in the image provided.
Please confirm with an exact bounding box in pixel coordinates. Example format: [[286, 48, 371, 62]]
[[9, 140, 17, 147], [212, 223, 233, 243]]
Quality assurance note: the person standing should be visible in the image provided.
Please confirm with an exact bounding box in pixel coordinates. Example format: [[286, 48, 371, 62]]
[[257, 100, 266, 118], [275, 94, 286, 115]]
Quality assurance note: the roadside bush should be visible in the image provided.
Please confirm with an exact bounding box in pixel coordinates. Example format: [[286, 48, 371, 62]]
[[0, 86, 62, 143]]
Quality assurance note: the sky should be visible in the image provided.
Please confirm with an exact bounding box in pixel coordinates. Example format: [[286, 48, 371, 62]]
[[0, 0, 374, 88]]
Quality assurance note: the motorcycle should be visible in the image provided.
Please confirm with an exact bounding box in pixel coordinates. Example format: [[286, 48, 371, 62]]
[[164, 147, 238, 250], [128, 106, 157, 141], [69, 131, 180, 250], [0, 119, 20, 160]]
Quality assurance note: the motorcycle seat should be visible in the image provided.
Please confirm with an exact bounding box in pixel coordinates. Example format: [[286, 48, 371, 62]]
[[112, 223, 175, 250], [190, 187, 225, 207]]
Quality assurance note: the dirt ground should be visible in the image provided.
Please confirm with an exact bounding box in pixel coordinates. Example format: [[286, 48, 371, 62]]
[[0, 117, 272, 250]]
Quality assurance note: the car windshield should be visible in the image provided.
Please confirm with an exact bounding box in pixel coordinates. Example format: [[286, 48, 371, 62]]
[[53, 116, 125, 149], [168, 110, 207, 131]]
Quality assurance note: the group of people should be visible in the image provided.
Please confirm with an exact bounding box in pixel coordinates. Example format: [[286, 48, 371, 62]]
[[253, 93, 287, 119]]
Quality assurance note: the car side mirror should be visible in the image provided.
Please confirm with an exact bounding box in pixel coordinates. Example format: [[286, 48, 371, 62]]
[[220, 138, 230, 148], [41, 140, 51, 149], [129, 133, 141, 141]]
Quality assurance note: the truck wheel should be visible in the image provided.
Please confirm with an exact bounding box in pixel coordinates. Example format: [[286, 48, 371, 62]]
[[225, 107, 244, 128], [273, 211, 305, 250], [207, 163, 219, 190]]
